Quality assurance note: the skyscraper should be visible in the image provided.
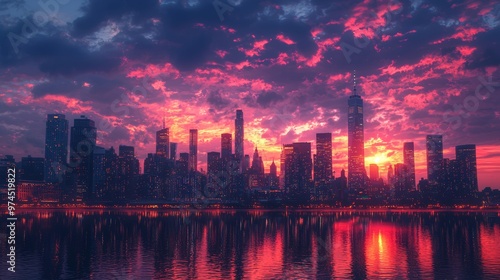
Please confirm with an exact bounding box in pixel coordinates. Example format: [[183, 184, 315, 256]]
[[156, 124, 169, 158], [426, 135, 443, 183], [92, 146, 106, 199], [280, 144, 294, 189], [348, 71, 365, 189], [118, 145, 140, 199], [387, 164, 394, 186], [44, 114, 68, 183], [170, 142, 177, 160], [285, 142, 312, 196], [394, 163, 409, 193], [235, 110, 244, 161], [314, 133, 333, 186], [207, 152, 221, 175], [403, 142, 416, 190], [369, 164, 379, 181], [70, 116, 97, 201], [456, 144, 478, 195], [221, 133, 232, 159], [189, 129, 198, 171]]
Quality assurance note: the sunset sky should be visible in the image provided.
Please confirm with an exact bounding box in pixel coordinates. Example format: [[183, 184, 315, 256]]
[[0, 0, 499, 188]]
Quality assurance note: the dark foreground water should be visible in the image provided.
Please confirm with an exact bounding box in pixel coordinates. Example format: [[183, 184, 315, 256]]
[[1, 210, 500, 279]]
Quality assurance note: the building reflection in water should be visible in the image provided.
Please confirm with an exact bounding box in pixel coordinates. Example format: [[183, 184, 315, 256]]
[[1, 210, 499, 279]]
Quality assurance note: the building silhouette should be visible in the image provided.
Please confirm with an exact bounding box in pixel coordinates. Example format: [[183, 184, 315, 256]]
[[426, 135, 443, 183], [387, 164, 394, 187], [221, 133, 232, 160], [189, 129, 198, 171], [170, 142, 177, 160], [348, 71, 365, 189], [403, 142, 416, 190], [156, 123, 169, 158], [314, 133, 333, 187], [235, 110, 244, 167], [44, 114, 68, 183], [285, 142, 312, 200], [251, 147, 264, 175], [69, 116, 96, 202], [456, 144, 478, 195]]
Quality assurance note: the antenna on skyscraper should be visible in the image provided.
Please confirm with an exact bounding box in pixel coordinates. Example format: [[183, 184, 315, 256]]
[[353, 70, 357, 95], [162, 116, 165, 129]]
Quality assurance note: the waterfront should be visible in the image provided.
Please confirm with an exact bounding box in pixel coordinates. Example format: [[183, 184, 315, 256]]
[[1, 210, 499, 279]]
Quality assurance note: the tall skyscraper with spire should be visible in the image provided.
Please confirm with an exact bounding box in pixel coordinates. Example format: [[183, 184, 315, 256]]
[[235, 110, 244, 166], [347, 71, 365, 189]]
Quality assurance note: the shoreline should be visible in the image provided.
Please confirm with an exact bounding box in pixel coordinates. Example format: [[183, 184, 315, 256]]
[[4, 205, 500, 213]]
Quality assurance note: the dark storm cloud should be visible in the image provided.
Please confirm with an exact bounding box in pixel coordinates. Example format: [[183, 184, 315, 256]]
[[256, 91, 284, 108], [31, 80, 80, 98], [207, 90, 231, 111], [21, 35, 121, 76], [72, 0, 159, 37]]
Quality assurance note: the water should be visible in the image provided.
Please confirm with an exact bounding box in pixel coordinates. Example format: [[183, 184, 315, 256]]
[[1, 210, 499, 279]]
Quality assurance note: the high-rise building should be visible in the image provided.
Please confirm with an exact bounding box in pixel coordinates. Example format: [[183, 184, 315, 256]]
[[70, 116, 97, 201], [92, 146, 106, 199], [280, 144, 294, 189], [170, 142, 177, 160], [348, 71, 365, 189], [285, 142, 312, 196], [369, 164, 379, 181], [44, 114, 68, 183], [178, 152, 189, 174], [426, 135, 443, 183], [387, 164, 394, 186], [118, 145, 140, 198], [314, 133, 333, 186], [403, 142, 416, 190], [235, 110, 244, 162], [456, 144, 478, 195], [394, 163, 409, 193], [207, 152, 221, 175], [443, 158, 459, 192], [156, 126, 169, 158], [189, 129, 198, 171], [221, 133, 232, 159], [243, 155, 250, 172]]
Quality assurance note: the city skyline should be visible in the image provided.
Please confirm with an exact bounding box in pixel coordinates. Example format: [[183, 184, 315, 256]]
[[0, 1, 499, 189], [3, 106, 489, 191]]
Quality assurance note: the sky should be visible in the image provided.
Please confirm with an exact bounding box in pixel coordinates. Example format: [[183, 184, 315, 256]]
[[0, 0, 499, 189]]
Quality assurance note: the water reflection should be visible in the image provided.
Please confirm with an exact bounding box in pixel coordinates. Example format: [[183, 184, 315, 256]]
[[1, 210, 499, 279]]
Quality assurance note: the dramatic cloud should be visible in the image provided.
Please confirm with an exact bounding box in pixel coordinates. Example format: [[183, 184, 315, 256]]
[[0, 0, 499, 188]]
